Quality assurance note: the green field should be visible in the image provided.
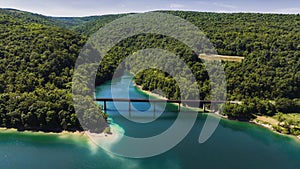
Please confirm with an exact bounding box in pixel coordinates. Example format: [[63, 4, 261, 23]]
[[199, 54, 244, 62]]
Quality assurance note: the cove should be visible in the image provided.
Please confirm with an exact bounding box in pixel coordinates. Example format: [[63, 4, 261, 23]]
[[1, 73, 300, 169]]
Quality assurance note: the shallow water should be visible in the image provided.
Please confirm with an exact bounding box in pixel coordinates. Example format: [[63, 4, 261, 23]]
[[1, 74, 300, 169]]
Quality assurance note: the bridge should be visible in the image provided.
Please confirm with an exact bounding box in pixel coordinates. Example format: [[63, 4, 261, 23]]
[[95, 98, 229, 117]]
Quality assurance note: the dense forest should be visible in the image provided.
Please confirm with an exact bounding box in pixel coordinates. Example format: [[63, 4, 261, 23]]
[[0, 8, 299, 133], [0, 9, 106, 132], [76, 11, 299, 118], [167, 11, 300, 120]]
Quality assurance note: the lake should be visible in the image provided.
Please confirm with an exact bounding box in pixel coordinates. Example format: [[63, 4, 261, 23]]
[[1, 73, 300, 169]]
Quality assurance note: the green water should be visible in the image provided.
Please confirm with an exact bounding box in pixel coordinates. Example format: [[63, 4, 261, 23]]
[[1, 74, 300, 169]]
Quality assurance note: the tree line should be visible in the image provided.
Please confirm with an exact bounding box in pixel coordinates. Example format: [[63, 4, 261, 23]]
[[0, 10, 106, 132], [0, 9, 299, 132]]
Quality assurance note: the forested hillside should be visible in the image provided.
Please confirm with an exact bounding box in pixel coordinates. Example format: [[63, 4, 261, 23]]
[[166, 11, 300, 116], [0, 9, 299, 132], [0, 9, 108, 132], [73, 11, 300, 118], [0, 8, 67, 27], [165, 12, 300, 121]]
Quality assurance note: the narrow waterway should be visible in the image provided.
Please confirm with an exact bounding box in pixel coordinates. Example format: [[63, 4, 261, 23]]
[[0, 73, 300, 169]]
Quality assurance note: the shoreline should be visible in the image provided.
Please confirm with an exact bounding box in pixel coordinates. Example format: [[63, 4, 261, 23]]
[[250, 116, 300, 142], [213, 114, 300, 142], [0, 121, 120, 141], [251, 120, 300, 142], [134, 84, 169, 101], [1, 78, 299, 144], [134, 83, 300, 143], [0, 127, 85, 136], [134, 83, 205, 112], [0, 124, 123, 155], [0, 127, 90, 144]]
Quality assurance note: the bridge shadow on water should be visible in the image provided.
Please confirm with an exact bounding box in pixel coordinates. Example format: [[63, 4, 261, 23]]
[[97, 101, 207, 138]]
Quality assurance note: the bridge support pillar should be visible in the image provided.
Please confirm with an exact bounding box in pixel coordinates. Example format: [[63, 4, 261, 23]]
[[153, 102, 156, 118], [104, 101, 107, 113], [129, 101, 131, 118]]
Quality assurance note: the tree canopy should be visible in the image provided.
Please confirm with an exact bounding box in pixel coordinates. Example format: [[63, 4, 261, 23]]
[[0, 9, 299, 131]]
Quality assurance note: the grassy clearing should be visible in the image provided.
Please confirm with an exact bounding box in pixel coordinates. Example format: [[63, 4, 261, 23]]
[[199, 54, 244, 62], [254, 113, 300, 136], [255, 115, 279, 126]]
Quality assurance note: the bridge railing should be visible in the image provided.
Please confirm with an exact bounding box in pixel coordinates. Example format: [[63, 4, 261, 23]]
[[95, 98, 227, 116]]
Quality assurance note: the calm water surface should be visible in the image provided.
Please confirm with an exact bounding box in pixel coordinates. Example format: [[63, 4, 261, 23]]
[[1, 74, 300, 169]]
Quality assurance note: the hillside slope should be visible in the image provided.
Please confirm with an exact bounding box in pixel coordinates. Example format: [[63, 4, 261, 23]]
[[0, 9, 107, 132], [0, 9, 299, 130]]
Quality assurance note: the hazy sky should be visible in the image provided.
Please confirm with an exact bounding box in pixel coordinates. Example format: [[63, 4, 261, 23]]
[[0, 0, 299, 17]]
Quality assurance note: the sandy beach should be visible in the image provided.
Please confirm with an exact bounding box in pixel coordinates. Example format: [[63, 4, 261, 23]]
[[134, 83, 205, 112], [0, 121, 123, 142], [0, 127, 86, 138], [250, 118, 300, 142], [85, 121, 124, 153]]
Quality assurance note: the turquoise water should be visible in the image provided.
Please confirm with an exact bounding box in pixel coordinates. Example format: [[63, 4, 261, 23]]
[[1, 74, 300, 169]]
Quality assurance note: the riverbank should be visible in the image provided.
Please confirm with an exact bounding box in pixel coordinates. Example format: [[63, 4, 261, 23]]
[[0, 127, 85, 136], [0, 127, 89, 146], [134, 84, 168, 101], [250, 115, 300, 142], [134, 83, 205, 112], [0, 120, 121, 143], [212, 113, 300, 142], [134, 83, 300, 142]]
